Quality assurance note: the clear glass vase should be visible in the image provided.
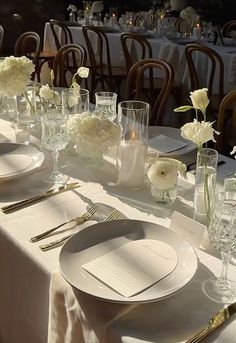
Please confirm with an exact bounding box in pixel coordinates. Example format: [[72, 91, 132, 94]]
[[193, 148, 218, 224], [150, 183, 177, 205]]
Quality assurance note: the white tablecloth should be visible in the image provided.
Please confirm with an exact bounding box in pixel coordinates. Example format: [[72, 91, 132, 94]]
[[43, 23, 236, 93], [0, 118, 236, 343]]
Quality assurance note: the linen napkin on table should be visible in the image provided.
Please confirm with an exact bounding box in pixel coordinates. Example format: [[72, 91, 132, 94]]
[[48, 271, 137, 343]]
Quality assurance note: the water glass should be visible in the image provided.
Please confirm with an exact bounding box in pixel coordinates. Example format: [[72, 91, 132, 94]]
[[95, 92, 117, 121], [62, 88, 89, 116], [14, 122, 31, 145], [117, 100, 149, 189]]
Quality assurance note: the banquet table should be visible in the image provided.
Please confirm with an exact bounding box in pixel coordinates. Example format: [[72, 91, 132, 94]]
[[43, 22, 236, 93], [1, 116, 236, 343]]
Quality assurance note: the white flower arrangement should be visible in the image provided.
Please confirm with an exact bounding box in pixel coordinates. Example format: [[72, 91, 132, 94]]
[[147, 158, 186, 190], [174, 88, 219, 148], [230, 146, 236, 158], [0, 56, 34, 97], [39, 84, 59, 101], [180, 6, 198, 24], [181, 119, 220, 149], [68, 67, 90, 108], [66, 111, 120, 156]]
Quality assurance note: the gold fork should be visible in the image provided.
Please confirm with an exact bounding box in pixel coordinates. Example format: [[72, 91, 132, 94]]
[[30, 205, 97, 243], [39, 209, 121, 251]]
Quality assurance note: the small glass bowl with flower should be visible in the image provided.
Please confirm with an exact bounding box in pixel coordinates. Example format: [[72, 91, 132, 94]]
[[147, 157, 186, 205]]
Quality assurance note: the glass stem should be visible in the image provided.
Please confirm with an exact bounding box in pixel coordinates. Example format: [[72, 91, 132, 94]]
[[52, 150, 59, 177], [216, 251, 231, 291]]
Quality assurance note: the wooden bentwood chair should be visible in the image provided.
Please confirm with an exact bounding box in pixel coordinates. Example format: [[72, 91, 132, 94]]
[[185, 43, 225, 117], [82, 25, 126, 99], [215, 89, 236, 156], [125, 58, 174, 126], [52, 44, 87, 87]]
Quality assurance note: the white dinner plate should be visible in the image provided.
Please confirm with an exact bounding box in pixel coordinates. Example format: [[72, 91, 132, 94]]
[[0, 143, 44, 181], [59, 219, 198, 303], [148, 126, 196, 157]]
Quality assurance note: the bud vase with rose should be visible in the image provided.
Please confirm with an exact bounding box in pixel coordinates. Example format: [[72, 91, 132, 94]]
[[174, 88, 220, 224]]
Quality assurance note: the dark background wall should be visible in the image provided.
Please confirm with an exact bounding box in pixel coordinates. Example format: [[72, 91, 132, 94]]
[[0, 0, 235, 55]]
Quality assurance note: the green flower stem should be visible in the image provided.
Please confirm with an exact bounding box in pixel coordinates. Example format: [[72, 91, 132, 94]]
[[23, 91, 35, 117], [203, 167, 211, 223]]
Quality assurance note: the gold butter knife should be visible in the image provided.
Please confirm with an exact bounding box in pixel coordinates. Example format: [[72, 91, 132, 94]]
[[1, 182, 80, 214], [186, 302, 236, 343]]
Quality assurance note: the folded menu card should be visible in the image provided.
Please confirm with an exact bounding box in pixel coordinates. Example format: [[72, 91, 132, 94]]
[[82, 239, 177, 297], [148, 135, 188, 154], [0, 154, 32, 177]]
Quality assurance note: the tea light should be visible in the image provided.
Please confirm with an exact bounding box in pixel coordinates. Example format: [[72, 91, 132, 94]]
[[193, 24, 201, 39], [118, 139, 146, 188]]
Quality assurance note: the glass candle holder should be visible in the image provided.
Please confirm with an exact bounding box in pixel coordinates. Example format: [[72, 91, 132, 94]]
[[117, 100, 149, 189]]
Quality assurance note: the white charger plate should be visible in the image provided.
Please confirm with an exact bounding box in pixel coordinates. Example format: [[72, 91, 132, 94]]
[[0, 143, 44, 181], [59, 219, 198, 303], [149, 126, 196, 157]]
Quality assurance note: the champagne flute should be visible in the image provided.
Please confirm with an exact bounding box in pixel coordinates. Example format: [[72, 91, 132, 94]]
[[41, 111, 69, 184], [203, 191, 236, 303]]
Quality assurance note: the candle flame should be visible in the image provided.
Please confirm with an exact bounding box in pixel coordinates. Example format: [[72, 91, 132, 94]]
[[196, 23, 200, 28], [131, 131, 136, 140]]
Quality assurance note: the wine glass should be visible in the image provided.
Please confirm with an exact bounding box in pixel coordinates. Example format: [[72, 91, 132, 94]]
[[203, 191, 236, 303], [41, 111, 69, 184]]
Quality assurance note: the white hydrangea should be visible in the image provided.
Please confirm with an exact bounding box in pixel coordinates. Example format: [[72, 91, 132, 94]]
[[67, 111, 120, 156], [0, 56, 35, 97]]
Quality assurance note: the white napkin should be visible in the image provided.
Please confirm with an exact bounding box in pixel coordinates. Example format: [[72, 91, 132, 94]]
[[148, 135, 188, 154]]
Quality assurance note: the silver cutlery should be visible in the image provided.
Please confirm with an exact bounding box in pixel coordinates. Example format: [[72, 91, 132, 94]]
[[40, 209, 121, 251], [186, 301, 236, 343], [1, 182, 80, 214], [30, 205, 97, 243]]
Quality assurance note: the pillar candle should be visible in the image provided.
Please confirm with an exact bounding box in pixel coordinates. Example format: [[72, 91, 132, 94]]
[[118, 140, 146, 188]]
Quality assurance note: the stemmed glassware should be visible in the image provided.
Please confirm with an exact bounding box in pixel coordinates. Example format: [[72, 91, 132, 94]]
[[41, 110, 69, 184], [203, 191, 236, 303]]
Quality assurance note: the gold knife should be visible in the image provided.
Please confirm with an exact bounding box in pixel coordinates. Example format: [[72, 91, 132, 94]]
[[186, 302, 236, 343], [1, 182, 80, 214]]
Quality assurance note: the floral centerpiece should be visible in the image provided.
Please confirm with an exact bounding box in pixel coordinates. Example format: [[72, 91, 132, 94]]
[[180, 6, 198, 35], [0, 56, 35, 120], [147, 157, 186, 204], [66, 111, 120, 159], [174, 88, 220, 222]]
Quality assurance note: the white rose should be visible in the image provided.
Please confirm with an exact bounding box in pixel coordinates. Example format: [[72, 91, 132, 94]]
[[181, 119, 220, 149], [77, 67, 89, 78], [147, 160, 178, 190], [230, 146, 236, 158], [190, 88, 209, 115]]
